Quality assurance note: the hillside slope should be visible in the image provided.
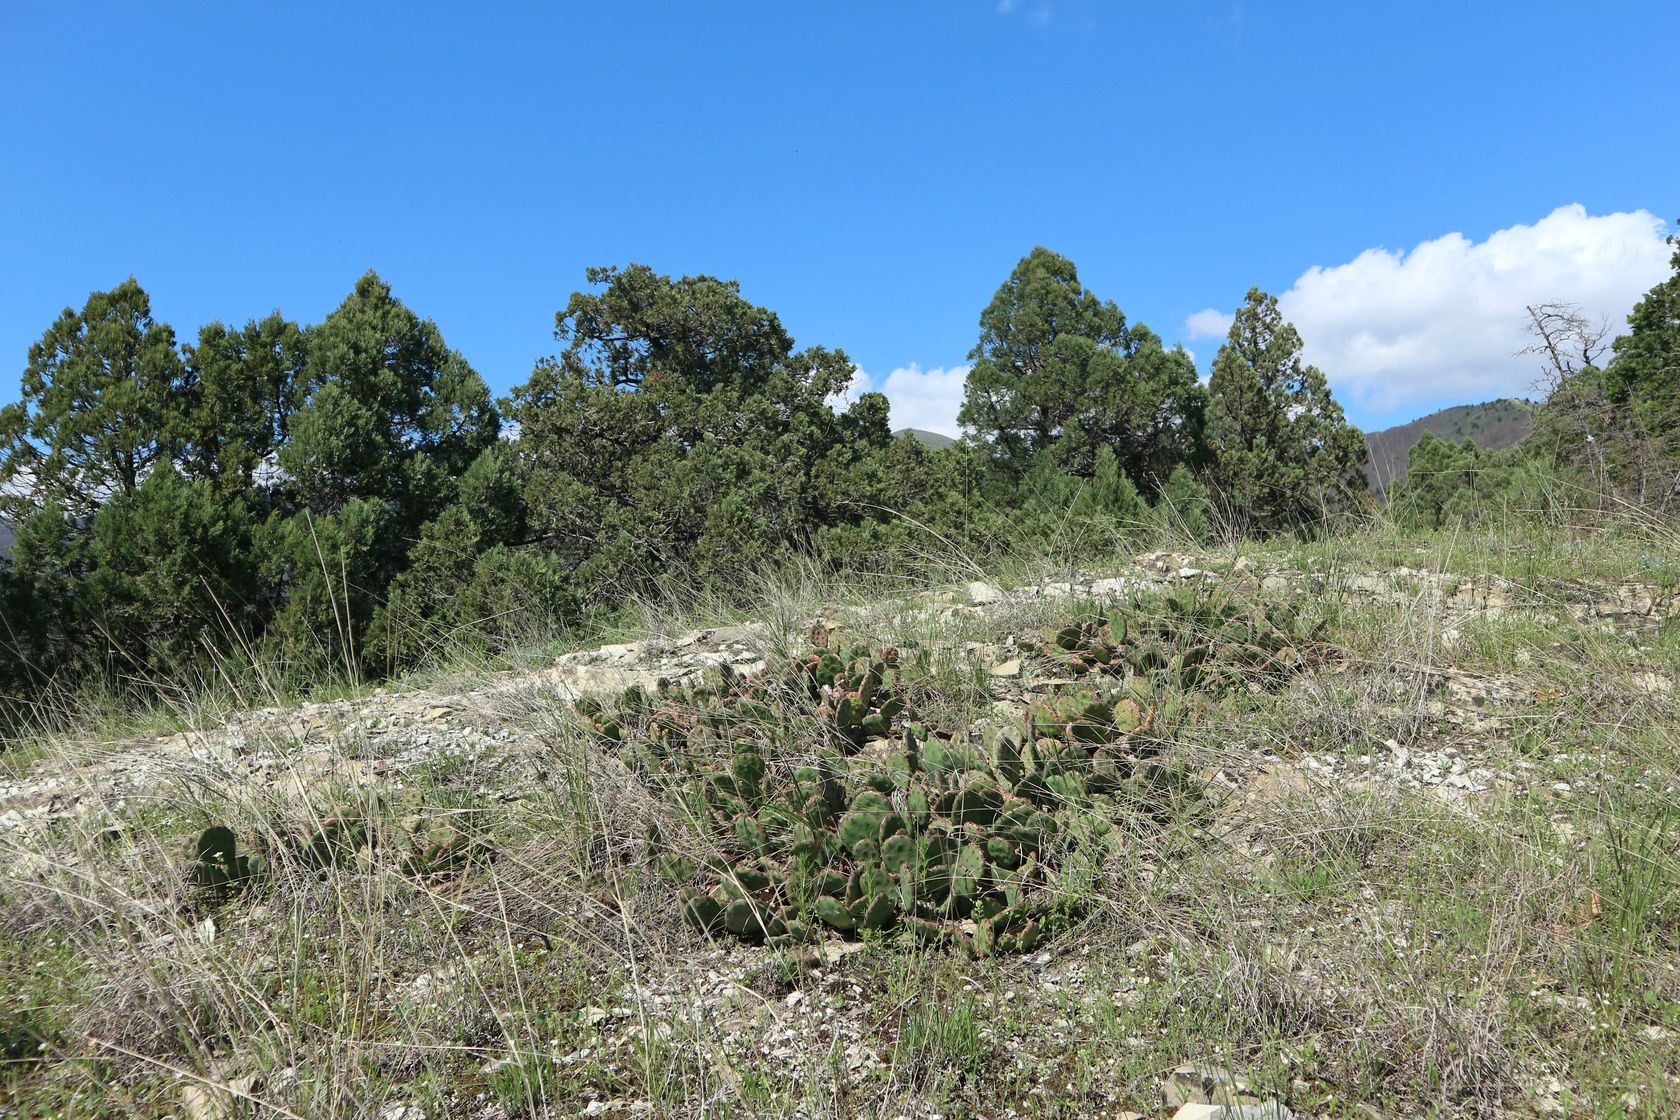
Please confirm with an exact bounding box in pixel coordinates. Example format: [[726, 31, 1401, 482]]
[[1364, 398, 1536, 492], [894, 426, 956, 450], [4, 533, 1679, 1118]]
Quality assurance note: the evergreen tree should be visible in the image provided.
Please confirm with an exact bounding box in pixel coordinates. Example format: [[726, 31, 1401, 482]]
[[1580, 224, 1680, 498], [84, 465, 259, 676], [1155, 464, 1211, 541], [1608, 226, 1680, 419], [0, 503, 89, 700], [0, 279, 185, 520], [509, 263, 888, 594], [178, 313, 307, 501], [1388, 432, 1559, 529], [262, 272, 501, 667], [285, 270, 499, 520], [958, 247, 1204, 487], [368, 442, 573, 670], [258, 499, 390, 674], [1203, 288, 1365, 531]]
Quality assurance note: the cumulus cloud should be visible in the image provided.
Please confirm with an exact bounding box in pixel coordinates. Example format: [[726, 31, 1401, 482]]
[[1270, 205, 1672, 415], [841, 363, 970, 437], [1184, 307, 1234, 341]]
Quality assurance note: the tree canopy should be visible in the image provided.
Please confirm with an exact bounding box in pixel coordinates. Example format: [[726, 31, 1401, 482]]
[[1202, 288, 1366, 531], [508, 263, 891, 593], [958, 247, 1203, 488], [0, 279, 185, 520], [0, 250, 1531, 726]]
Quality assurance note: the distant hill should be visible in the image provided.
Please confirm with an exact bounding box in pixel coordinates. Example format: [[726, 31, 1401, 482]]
[[895, 427, 956, 450], [0, 519, 12, 560], [1364, 398, 1536, 493]]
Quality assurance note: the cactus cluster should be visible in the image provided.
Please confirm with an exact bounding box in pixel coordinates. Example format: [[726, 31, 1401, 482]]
[[577, 641, 917, 764], [575, 664, 783, 755], [186, 806, 489, 895], [189, 826, 264, 893], [1031, 593, 1329, 696], [294, 812, 370, 871], [646, 706, 1163, 955], [398, 815, 491, 882], [796, 642, 908, 748], [562, 630, 1213, 954]]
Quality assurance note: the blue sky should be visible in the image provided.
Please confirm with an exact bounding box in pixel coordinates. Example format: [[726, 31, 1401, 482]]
[[2, 1, 1675, 434]]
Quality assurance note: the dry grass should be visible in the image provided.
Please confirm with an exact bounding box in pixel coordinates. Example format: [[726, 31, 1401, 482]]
[[4, 519, 1680, 1118]]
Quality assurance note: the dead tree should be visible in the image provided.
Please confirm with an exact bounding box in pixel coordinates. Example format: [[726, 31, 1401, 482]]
[[1521, 302, 1613, 505]]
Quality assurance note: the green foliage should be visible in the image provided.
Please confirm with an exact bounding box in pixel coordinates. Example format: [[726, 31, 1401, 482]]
[[1532, 226, 1680, 499], [295, 270, 498, 505], [277, 382, 385, 513], [1026, 592, 1330, 699], [0, 272, 519, 716], [809, 436, 1011, 569], [368, 440, 575, 670], [1608, 228, 1680, 432], [583, 620, 1227, 955], [1203, 288, 1366, 532], [85, 465, 259, 676], [509, 263, 900, 596], [1155, 463, 1212, 541], [0, 504, 90, 697], [1386, 432, 1560, 529], [253, 272, 503, 672], [189, 826, 264, 894], [1071, 445, 1149, 524], [0, 279, 184, 520], [370, 515, 577, 670], [178, 312, 306, 500], [958, 247, 1204, 488], [258, 499, 392, 673], [0, 465, 261, 692]]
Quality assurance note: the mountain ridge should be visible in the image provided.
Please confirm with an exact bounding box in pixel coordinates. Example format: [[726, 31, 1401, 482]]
[[1363, 398, 1536, 493]]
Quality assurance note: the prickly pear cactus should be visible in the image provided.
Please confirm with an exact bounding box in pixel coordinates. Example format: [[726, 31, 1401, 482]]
[[799, 645, 909, 748], [580, 634, 1204, 955], [398, 815, 491, 882], [574, 662, 790, 759], [645, 714, 1152, 955], [293, 812, 371, 871], [189, 825, 264, 894], [1027, 593, 1331, 697]]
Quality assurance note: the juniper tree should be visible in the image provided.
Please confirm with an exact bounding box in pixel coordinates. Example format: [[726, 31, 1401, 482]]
[[508, 263, 890, 594], [958, 247, 1204, 488], [178, 312, 307, 502], [263, 271, 501, 664], [1202, 288, 1365, 531], [0, 279, 185, 521]]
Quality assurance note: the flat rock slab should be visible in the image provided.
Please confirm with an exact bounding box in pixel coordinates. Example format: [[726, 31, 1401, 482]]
[[541, 624, 771, 701]]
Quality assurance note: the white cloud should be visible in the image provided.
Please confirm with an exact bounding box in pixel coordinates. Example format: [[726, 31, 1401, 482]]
[[1184, 308, 1234, 341], [1269, 204, 1672, 416], [996, 0, 1051, 23], [842, 363, 970, 437]]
